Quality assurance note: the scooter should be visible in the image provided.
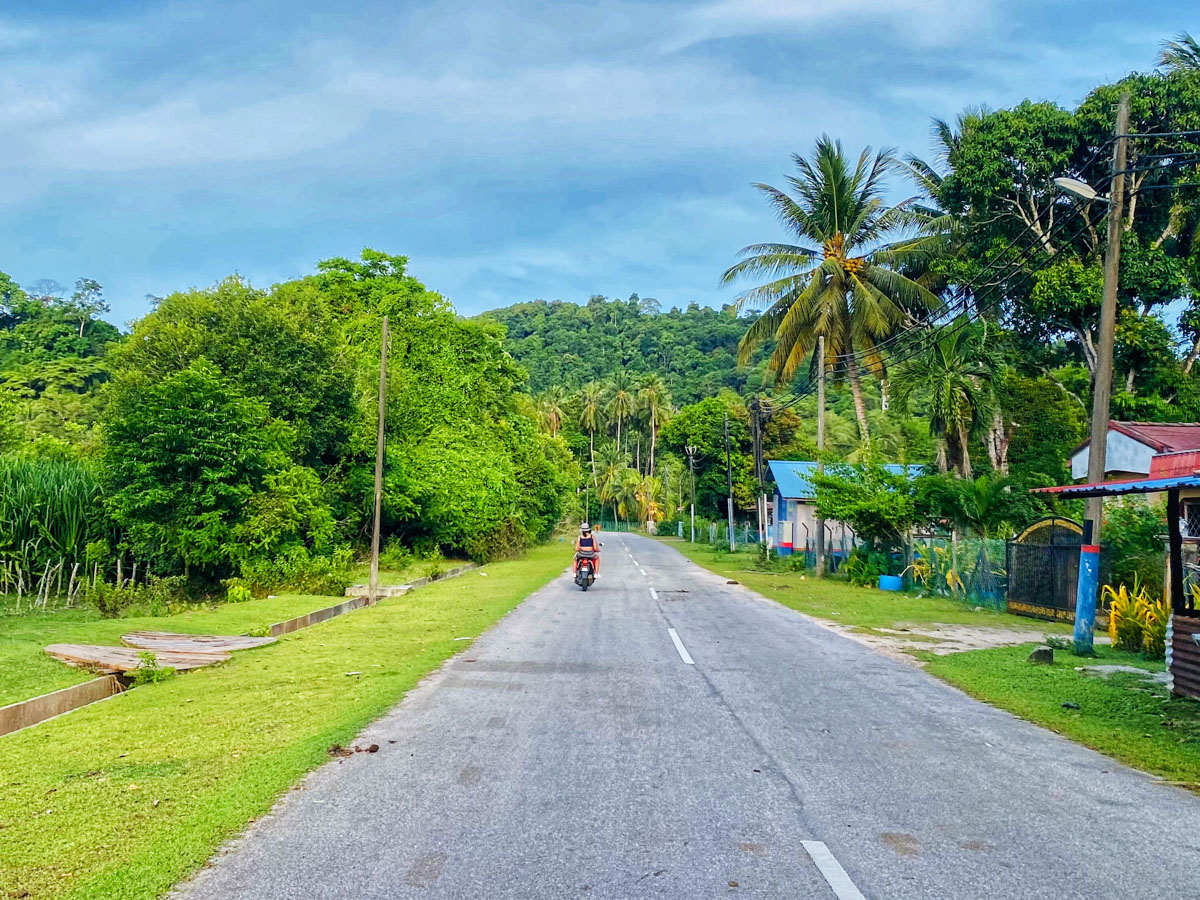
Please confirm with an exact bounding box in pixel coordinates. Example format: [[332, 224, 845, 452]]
[[574, 549, 599, 591]]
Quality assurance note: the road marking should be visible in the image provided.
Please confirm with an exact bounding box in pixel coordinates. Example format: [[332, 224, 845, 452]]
[[638, 567, 646, 577], [667, 628, 694, 665], [650, 588, 658, 601], [801, 841, 867, 900]]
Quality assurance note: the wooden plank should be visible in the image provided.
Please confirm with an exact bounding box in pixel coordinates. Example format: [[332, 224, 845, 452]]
[[45, 644, 230, 673], [0, 676, 124, 737], [121, 632, 276, 652]]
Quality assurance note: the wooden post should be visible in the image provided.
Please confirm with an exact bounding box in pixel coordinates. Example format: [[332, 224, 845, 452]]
[[1075, 92, 1130, 652], [369, 315, 389, 605], [1169, 488, 1184, 614]]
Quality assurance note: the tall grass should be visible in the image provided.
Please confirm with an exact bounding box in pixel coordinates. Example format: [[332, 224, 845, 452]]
[[0, 456, 108, 606]]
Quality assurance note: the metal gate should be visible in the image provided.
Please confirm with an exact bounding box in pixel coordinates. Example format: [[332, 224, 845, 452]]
[[1005, 516, 1099, 622]]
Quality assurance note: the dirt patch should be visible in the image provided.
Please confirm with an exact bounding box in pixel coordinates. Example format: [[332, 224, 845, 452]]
[[881, 832, 921, 857], [820, 621, 1080, 663]]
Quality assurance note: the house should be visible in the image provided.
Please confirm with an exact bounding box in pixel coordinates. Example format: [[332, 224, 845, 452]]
[[767, 460, 920, 560], [1070, 421, 1200, 480]]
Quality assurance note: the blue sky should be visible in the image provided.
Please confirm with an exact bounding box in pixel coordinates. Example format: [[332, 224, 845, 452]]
[[0, 0, 1193, 324]]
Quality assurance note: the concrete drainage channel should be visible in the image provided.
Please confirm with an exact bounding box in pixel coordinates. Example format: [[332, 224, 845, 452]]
[[0, 562, 480, 738]]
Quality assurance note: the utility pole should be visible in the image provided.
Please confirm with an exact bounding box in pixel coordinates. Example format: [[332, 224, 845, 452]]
[[815, 335, 827, 576], [1074, 92, 1130, 654], [724, 412, 736, 552], [368, 315, 389, 605], [685, 445, 698, 542]]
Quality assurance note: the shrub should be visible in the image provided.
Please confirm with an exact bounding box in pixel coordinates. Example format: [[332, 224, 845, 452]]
[[130, 651, 176, 686], [840, 547, 890, 587], [226, 584, 252, 604], [1104, 500, 1166, 596], [1104, 582, 1146, 653], [239, 546, 354, 596], [1141, 595, 1169, 661]]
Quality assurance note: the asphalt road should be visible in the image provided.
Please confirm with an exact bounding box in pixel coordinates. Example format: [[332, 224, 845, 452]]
[[177, 533, 1200, 899]]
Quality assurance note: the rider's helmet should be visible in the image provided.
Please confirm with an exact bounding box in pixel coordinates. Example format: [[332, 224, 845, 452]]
[[581, 523, 591, 534]]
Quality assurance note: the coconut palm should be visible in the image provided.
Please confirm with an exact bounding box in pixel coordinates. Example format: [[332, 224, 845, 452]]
[[638, 375, 672, 479], [577, 381, 606, 481], [889, 319, 1001, 478], [1160, 32, 1200, 72], [724, 136, 944, 443], [615, 469, 642, 529], [595, 442, 628, 527], [606, 371, 636, 454], [534, 387, 566, 437]]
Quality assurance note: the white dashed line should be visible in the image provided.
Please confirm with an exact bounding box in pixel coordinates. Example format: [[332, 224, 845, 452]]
[[650, 588, 658, 601], [801, 842, 867, 900], [667, 628, 694, 665]]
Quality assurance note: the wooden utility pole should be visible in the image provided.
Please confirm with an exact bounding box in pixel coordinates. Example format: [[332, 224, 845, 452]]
[[724, 413, 736, 552], [815, 335, 827, 576], [685, 445, 698, 542], [1075, 92, 1130, 653], [368, 315, 389, 605]]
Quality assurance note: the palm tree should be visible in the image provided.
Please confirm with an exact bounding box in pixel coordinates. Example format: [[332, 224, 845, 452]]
[[615, 468, 641, 529], [724, 137, 944, 444], [606, 371, 636, 454], [638, 375, 672, 479], [890, 319, 1001, 478], [1160, 32, 1200, 72], [578, 382, 606, 481], [595, 442, 628, 527], [534, 387, 566, 437]]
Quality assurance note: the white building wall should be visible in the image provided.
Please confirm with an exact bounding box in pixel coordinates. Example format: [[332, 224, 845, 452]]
[[1070, 430, 1155, 480]]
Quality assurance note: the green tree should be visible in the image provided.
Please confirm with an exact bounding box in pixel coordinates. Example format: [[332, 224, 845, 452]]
[[890, 319, 1001, 477], [725, 137, 944, 443], [578, 381, 606, 482], [606, 370, 636, 454], [638, 374, 672, 478]]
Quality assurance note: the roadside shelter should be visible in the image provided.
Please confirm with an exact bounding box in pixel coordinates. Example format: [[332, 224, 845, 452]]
[[1033, 474, 1200, 701]]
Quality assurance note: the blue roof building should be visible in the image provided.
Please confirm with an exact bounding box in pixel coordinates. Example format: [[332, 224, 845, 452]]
[[767, 460, 923, 559]]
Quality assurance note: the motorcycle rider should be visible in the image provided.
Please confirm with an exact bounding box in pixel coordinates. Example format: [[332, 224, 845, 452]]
[[574, 523, 600, 578]]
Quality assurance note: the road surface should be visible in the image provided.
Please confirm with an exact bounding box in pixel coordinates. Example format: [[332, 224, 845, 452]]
[[177, 533, 1200, 899]]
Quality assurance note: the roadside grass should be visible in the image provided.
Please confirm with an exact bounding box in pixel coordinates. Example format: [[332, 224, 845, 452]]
[[0, 543, 562, 900], [659, 538, 1072, 634], [346, 554, 471, 588], [0, 594, 344, 707], [925, 644, 1200, 787]]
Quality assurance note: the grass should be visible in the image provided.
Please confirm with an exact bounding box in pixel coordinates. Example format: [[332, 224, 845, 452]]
[[659, 538, 1072, 634], [345, 554, 471, 588], [0, 542, 562, 900], [925, 644, 1200, 787], [0, 594, 343, 707]]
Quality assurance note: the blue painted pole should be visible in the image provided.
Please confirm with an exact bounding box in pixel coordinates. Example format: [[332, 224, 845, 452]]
[[1073, 520, 1100, 654]]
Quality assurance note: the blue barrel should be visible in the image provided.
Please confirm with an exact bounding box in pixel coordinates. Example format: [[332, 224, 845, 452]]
[[878, 575, 903, 592]]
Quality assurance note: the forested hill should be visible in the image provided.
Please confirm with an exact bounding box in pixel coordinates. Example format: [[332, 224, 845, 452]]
[[477, 295, 769, 405]]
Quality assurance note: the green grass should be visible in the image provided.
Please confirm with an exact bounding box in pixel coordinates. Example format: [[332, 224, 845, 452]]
[[0, 543, 562, 900], [346, 555, 471, 588], [926, 644, 1200, 787], [660, 538, 1072, 633], [0, 594, 344, 707]]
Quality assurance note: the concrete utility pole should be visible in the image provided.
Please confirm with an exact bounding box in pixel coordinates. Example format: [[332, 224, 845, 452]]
[[368, 316, 389, 605], [815, 335, 827, 576], [685, 445, 698, 543], [1074, 92, 1130, 654], [724, 413, 736, 552]]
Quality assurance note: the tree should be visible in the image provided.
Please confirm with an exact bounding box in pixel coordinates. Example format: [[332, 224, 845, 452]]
[[535, 386, 566, 437], [1160, 32, 1200, 72], [606, 370, 636, 454], [577, 381, 606, 482], [638, 374, 672, 478], [725, 136, 944, 443], [890, 319, 1001, 477], [811, 463, 924, 555], [595, 442, 628, 526]]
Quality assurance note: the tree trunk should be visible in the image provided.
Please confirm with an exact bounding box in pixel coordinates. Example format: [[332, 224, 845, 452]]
[[1186, 336, 1200, 375], [936, 438, 948, 474], [986, 410, 1009, 476], [648, 416, 657, 479], [589, 430, 596, 481], [958, 425, 974, 479], [636, 433, 641, 474], [846, 356, 871, 447]]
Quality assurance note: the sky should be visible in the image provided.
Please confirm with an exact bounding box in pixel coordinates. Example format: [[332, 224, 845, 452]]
[[0, 0, 1194, 325]]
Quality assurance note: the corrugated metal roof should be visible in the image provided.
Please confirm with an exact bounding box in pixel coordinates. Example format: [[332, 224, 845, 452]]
[[767, 460, 922, 499], [1032, 474, 1200, 498]]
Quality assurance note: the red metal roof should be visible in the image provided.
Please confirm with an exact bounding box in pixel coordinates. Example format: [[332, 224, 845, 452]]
[[1073, 421, 1200, 455], [1150, 450, 1200, 479]]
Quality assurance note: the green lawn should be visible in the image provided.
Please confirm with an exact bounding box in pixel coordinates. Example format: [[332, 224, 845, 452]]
[[660, 538, 1071, 633], [0, 543, 562, 900], [926, 644, 1200, 787], [0, 594, 342, 707], [345, 555, 472, 588]]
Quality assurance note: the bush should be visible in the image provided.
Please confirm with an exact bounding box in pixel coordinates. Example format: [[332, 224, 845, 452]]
[[130, 651, 176, 686], [226, 584, 252, 604], [90, 575, 189, 618], [1104, 500, 1166, 596], [1102, 579, 1169, 660], [840, 547, 890, 587], [239, 546, 354, 596]]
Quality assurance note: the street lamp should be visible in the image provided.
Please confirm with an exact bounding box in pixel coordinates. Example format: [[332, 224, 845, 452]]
[[1054, 93, 1130, 654]]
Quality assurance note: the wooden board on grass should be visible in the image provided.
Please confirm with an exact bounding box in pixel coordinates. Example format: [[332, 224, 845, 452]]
[[121, 631, 276, 653], [45, 643, 230, 673]]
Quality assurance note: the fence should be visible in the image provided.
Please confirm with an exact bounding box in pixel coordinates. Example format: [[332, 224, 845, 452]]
[[909, 534, 1009, 609]]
